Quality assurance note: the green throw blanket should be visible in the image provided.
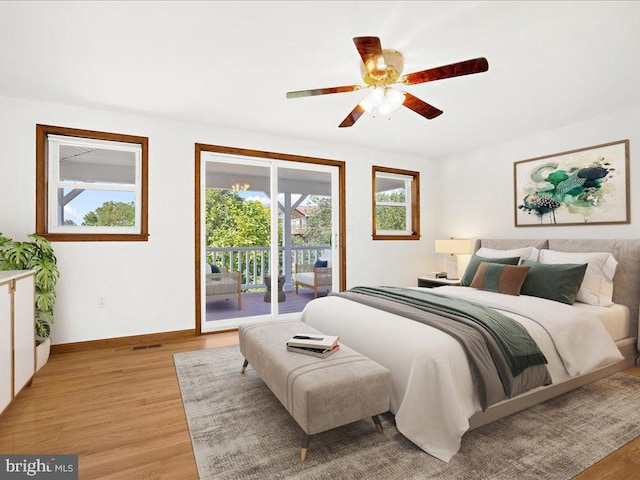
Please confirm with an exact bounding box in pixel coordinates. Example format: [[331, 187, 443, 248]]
[[348, 286, 547, 376]]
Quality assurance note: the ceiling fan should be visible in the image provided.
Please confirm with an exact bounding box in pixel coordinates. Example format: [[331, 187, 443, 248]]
[[286, 36, 489, 128]]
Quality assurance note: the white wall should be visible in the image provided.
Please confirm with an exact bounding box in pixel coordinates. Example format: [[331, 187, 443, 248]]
[[430, 104, 640, 273], [0, 95, 436, 345]]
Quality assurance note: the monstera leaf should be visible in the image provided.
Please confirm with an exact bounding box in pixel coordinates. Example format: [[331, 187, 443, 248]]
[[31, 256, 59, 291], [2, 241, 35, 269], [0, 232, 59, 339]]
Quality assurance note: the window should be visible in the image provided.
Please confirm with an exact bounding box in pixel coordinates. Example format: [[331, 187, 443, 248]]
[[372, 166, 420, 240], [36, 125, 148, 242]]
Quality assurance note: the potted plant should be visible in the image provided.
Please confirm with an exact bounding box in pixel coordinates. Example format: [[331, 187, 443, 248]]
[[0, 232, 59, 371]]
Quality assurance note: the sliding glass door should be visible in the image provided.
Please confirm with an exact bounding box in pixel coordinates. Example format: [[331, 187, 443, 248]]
[[199, 150, 341, 333]]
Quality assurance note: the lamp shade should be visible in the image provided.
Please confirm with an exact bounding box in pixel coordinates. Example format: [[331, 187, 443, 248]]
[[434, 238, 472, 255]]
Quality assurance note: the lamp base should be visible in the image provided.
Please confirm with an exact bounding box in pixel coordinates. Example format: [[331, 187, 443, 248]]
[[445, 254, 459, 280]]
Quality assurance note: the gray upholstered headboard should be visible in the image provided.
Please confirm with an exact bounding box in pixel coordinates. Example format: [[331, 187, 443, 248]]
[[474, 239, 640, 343]]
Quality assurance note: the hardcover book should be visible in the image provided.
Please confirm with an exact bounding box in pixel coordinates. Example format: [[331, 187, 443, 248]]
[[287, 344, 340, 358], [287, 333, 339, 350]]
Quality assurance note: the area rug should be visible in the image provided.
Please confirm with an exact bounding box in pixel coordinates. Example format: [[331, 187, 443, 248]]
[[174, 345, 640, 480]]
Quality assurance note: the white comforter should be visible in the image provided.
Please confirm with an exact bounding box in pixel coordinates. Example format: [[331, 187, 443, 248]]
[[300, 286, 624, 462]]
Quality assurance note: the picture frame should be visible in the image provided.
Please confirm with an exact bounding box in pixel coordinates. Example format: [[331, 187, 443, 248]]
[[514, 140, 629, 227]]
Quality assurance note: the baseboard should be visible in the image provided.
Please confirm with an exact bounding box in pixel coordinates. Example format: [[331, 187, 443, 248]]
[[200, 328, 239, 336], [50, 329, 197, 354]]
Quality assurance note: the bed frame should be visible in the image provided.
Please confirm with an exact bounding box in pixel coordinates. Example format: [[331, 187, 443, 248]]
[[468, 238, 639, 429]]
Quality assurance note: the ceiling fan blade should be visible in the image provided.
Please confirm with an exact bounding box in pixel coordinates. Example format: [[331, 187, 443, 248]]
[[402, 93, 443, 120], [286, 85, 362, 99], [353, 36, 386, 74], [338, 104, 366, 128], [400, 57, 489, 85]]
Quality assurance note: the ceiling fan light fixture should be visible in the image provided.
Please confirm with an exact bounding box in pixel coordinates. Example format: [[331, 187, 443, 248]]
[[370, 86, 384, 103], [359, 87, 381, 112], [359, 96, 374, 113], [386, 88, 405, 108], [360, 86, 405, 118], [377, 101, 394, 117]]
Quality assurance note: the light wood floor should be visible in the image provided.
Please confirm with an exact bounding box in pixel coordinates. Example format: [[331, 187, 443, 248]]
[[0, 333, 638, 479]]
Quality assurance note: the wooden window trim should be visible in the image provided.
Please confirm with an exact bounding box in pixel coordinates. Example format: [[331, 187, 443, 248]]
[[35, 124, 149, 242], [194, 143, 347, 335], [372, 165, 420, 241]]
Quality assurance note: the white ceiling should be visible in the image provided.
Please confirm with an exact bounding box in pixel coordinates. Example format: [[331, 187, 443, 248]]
[[1, 1, 639, 160]]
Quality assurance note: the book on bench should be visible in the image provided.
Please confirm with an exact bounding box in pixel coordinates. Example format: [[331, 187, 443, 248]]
[[287, 344, 340, 358], [287, 333, 339, 350]]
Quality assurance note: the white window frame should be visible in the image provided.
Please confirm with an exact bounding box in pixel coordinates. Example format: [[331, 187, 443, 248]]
[[374, 172, 413, 236], [46, 135, 142, 235], [198, 149, 342, 334]]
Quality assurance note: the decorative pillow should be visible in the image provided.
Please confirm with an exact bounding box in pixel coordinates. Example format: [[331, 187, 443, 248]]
[[460, 255, 521, 286], [470, 262, 530, 296], [519, 260, 588, 305], [476, 246, 540, 262], [537, 250, 618, 306], [210, 264, 221, 274], [314, 260, 328, 268]]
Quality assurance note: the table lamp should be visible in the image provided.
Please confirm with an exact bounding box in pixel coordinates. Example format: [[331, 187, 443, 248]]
[[434, 238, 472, 280]]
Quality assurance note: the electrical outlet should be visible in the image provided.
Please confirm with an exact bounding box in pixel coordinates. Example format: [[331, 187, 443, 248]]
[[97, 296, 106, 309]]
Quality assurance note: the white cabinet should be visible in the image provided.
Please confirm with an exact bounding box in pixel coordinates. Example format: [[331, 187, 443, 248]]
[[0, 280, 12, 415], [0, 270, 35, 416]]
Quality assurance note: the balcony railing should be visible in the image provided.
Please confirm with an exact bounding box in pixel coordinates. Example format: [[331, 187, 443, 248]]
[[206, 245, 330, 289]]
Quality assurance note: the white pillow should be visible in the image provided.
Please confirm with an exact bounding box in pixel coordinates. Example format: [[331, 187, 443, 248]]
[[537, 249, 618, 306], [476, 246, 540, 262]]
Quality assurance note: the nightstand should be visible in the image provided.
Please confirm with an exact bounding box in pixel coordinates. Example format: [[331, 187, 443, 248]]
[[417, 277, 462, 288]]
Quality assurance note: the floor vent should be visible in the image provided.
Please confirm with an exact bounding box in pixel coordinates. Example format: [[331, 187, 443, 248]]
[[132, 343, 163, 351]]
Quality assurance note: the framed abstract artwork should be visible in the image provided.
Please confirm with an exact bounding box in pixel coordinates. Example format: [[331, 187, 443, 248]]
[[514, 140, 629, 227]]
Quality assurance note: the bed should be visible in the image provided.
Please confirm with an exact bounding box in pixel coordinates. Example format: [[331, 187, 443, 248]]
[[300, 239, 639, 462]]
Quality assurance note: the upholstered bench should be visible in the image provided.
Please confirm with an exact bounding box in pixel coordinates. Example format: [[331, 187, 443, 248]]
[[239, 319, 391, 461]]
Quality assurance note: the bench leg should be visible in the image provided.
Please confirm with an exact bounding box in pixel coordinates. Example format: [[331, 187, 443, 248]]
[[300, 434, 311, 462], [372, 415, 383, 434], [240, 358, 249, 374]]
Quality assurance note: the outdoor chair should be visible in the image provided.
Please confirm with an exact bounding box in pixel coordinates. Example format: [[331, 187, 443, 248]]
[[205, 264, 242, 310], [294, 263, 332, 299]]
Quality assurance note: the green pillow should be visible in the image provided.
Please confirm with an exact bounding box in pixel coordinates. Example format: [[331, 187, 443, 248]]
[[470, 262, 531, 296], [519, 260, 588, 305], [461, 255, 521, 286]]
